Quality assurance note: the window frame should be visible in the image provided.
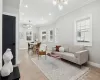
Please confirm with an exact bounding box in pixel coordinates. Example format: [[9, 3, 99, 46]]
[[74, 14, 92, 46]]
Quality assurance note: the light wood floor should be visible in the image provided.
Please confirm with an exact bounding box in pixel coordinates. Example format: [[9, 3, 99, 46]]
[[19, 50, 100, 80]]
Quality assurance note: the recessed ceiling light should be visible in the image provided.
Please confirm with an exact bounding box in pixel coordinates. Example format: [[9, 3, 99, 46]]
[[58, 5, 63, 10], [24, 5, 28, 8], [53, 0, 57, 5], [64, 1, 68, 4], [49, 13, 52, 16]]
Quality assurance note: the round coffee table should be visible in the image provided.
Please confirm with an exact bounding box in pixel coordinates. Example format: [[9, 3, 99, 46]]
[[47, 53, 61, 60]]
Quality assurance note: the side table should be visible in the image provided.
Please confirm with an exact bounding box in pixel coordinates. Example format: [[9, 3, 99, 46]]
[[0, 66, 20, 80]]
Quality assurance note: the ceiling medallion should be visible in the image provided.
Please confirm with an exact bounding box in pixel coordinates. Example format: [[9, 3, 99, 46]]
[[53, 0, 68, 10]]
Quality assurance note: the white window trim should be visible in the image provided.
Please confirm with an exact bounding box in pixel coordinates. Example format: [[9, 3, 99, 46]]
[[55, 28, 59, 43], [48, 29, 54, 42], [40, 30, 47, 42], [74, 14, 92, 46]]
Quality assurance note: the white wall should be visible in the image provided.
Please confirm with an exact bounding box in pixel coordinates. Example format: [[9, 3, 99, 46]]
[[19, 24, 37, 49], [3, 6, 18, 14], [0, 0, 2, 70], [39, 0, 100, 64], [39, 24, 57, 50]]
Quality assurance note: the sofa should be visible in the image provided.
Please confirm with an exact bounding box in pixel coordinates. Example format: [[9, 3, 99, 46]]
[[52, 44, 89, 66]]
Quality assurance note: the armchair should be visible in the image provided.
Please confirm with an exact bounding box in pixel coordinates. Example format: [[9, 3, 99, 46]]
[[37, 44, 47, 59], [33, 42, 41, 54]]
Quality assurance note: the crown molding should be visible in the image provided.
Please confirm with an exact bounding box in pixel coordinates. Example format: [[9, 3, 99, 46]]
[[54, 0, 97, 23], [38, 0, 97, 27]]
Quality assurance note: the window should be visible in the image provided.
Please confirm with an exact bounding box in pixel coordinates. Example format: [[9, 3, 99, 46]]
[[48, 29, 54, 42], [74, 14, 92, 46], [41, 30, 47, 42], [26, 30, 33, 42], [55, 28, 59, 43]]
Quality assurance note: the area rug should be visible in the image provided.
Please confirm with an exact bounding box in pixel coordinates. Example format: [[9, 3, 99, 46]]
[[31, 55, 89, 80]]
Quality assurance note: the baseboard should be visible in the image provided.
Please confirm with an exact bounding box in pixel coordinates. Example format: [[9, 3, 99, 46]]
[[88, 61, 100, 68], [19, 48, 27, 50]]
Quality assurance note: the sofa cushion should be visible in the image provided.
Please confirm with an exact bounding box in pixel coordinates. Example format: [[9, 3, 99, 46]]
[[61, 52, 77, 63], [56, 45, 61, 52], [59, 47, 64, 52], [61, 44, 69, 52], [62, 52, 75, 57], [52, 51, 62, 57], [68, 45, 85, 53]]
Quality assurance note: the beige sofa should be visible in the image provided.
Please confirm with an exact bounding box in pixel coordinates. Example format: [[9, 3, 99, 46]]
[[52, 45, 89, 65]]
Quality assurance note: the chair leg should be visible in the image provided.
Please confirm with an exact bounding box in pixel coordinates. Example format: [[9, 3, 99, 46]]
[[38, 54, 39, 60], [45, 55, 46, 59]]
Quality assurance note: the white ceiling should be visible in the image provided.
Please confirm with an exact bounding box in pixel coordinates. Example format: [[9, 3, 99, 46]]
[[20, 0, 95, 26], [3, 0, 20, 9]]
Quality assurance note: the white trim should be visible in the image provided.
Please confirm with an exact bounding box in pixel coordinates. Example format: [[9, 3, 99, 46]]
[[36, 0, 97, 27], [3, 12, 17, 17], [19, 48, 27, 50], [40, 30, 47, 42], [53, 0, 96, 26], [88, 61, 100, 68], [48, 28, 54, 42], [0, 0, 2, 70], [74, 14, 92, 46]]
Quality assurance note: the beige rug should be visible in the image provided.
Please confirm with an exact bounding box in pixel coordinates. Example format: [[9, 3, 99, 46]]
[[31, 55, 89, 80]]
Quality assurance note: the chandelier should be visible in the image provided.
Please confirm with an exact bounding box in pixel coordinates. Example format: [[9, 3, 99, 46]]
[[22, 20, 33, 29], [53, 0, 68, 10]]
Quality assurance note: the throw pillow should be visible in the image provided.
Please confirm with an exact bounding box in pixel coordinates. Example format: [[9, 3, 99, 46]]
[[56, 45, 61, 52], [64, 48, 69, 52], [59, 47, 64, 52]]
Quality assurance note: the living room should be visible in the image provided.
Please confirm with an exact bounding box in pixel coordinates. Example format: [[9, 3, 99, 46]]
[[0, 0, 100, 80], [19, 0, 100, 80]]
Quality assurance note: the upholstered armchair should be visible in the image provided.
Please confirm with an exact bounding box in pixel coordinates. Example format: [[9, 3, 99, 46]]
[[37, 44, 47, 59], [33, 42, 41, 54]]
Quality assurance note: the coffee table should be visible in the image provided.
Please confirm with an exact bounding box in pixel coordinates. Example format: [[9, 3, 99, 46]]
[[47, 53, 61, 60]]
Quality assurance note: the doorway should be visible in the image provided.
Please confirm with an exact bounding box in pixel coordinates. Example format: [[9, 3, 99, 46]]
[[2, 14, 16, 65]]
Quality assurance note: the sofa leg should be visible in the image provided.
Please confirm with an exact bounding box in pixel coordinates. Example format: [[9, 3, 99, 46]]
[[80, 65, 82, 69], [84, 62, 88, 66], [79, 64, 83, 69], [78, 65, 82, 68]]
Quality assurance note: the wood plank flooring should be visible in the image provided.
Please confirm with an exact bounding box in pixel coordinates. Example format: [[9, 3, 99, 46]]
[[19, 50, 100, 80]]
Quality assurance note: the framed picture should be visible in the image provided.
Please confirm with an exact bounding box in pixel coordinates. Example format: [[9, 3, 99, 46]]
[[19, 32, 24, 39], [26, 30, 33, 42], [48, 29, 54, 42], [40, 30, 47, 42]]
